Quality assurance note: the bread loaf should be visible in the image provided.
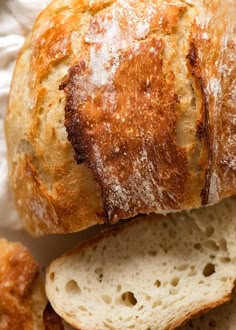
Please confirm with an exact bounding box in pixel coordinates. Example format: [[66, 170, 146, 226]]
[[0, 238, 47, 330], [5, 0, 236, 235], [46, 197, 236, 330], [0, 238, 70, 330]]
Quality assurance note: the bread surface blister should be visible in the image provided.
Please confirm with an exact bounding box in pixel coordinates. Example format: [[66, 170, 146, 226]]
[[5, 0, 236, 235]]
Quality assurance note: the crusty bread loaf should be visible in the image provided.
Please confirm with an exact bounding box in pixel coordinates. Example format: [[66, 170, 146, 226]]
[[46, 197, 236, 330], [5, 0, 236, 235], [0, 238, 47, 330], [181, 296, 236, 330]]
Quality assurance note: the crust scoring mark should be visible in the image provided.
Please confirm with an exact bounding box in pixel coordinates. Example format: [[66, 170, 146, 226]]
[[187, 42, 211, 205], [187, 6, 236, 205]]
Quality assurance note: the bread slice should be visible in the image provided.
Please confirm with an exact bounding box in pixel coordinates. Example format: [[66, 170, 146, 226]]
[[46, 197, 236, 330], [0, 238, 67, 330], [181, 296, 236, 330]]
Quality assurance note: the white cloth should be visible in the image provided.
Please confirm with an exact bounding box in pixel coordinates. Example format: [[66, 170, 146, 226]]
[[0, 0, 51, 229]]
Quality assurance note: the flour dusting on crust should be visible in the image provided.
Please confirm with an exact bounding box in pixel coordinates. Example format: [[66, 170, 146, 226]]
[[62, 0, 236, 221]]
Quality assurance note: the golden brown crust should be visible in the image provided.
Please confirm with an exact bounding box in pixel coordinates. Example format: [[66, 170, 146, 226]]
[[5, 0, 236, 235], [64, 35, 188, 221], [0, 239, 46, 330], [63, 0, 235, 221]]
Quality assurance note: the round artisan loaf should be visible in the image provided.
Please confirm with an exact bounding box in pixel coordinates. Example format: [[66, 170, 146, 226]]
[[5, 0, 236, 236], [0, 238, 69, 329]]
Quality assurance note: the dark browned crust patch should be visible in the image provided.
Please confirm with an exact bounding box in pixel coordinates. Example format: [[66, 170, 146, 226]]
[[63, 35, 188, 221], [60, 61, 91, 165]]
